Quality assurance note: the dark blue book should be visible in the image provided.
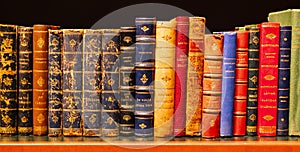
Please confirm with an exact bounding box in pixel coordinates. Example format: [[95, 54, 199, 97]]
[[18, 27, 33, 136], [62, 29, 84, 136], [0, 25, 18, 135], [277, 26, 292, 136], [82, 29, 102, 136], [119, 27, 136, 136], [246, 26, 260, 136], [101, 29, 120, 137], [134, 17, 156, 137], [220, 32, 237, 137], [48, 29, 63, 136]]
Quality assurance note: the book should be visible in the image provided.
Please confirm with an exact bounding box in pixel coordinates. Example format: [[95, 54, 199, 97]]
[[220, 31, 237, 137], [174, 16, 189, 137], [33, 24, 59, 135], [185, 16, 206, 136], [257, 22, 280, 137], [154, 20, 176, 137], [62, 29, 84, 136], [233, 30, 249, 136], [245, 26, 260, 136], [134, 17, 156, 137], [82, 29, 102, 136], [202, 33, 223, 138], [18, 26, 33, 135], [268, 9, 300, 136], [101, 29, 121, 137], [0, 24, 18, 135], [119, 26, 136, 136], [277, 26, 292, 136], [48, 29, 63, 136]]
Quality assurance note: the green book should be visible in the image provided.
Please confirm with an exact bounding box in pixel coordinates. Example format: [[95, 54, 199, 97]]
[[268, 9, 300, 136]]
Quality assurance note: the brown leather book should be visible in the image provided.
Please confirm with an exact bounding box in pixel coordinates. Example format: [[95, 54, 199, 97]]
[[33, 24, 59, 136]]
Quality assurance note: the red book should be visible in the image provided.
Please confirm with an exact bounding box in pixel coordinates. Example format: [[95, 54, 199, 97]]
[[233, 30, 249, 136], [174, 16, 189, 136], [257, 22, 280, 136]]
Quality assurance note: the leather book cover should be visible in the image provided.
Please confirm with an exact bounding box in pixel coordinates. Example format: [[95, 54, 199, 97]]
[[185, 16, 205, 136], [233, 30, 249, 136], [277, 26, 291, 136], [62, 29, 84, 136], [202, 33, 223, 138], [0, 24, 18, 135], [101, 29, 120, 137], [33, 24, 59, 135], [268, 9, 300, 136], [257, 22, 280, 137], [220, 32, 236, 137], [134, 17, 156, 137], [154, 20, 176, 137], [119, 27, 136, 136], [48, 29, 63, 137], [246, 26, 260, 136], [18, 26, 33, 135], [82, 29, 102, 136], [174, 16, 189, 137]]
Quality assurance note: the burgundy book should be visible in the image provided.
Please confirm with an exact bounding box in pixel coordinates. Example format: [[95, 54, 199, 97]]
[[174, 16, 189, 136], [257, 22, 280, 136], [233, 30, 249, 136]]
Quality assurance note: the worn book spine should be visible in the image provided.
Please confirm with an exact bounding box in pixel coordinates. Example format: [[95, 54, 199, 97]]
[[0, 24, 18, 135], [220, 32, 236, 137], [154, 20, 176, 137], [62, 29, 83, 136], [48, 29, 63, 136], [134, 17, 156, 137], [185, 17, 206, 136], [101, 29, 120, 137], [233, 30, 249, 136], [246, 26, 260, 136], [174, 16, 189, 137], [268, 9, 300, 136], [257, 22, 280, 137], [33, 24, 59, 135], [119, 27, 136, 136], [277, 26, 292, 136], [82, 29, 102, 136], [18, 27, 33, 135], [202, 33, 223, 138]]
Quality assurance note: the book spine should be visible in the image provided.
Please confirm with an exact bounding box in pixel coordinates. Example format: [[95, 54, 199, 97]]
[[82, 29, 102, 136], [246, 27, 260, 136], [119, 27, 136, 136], [277, 26, 292, 136], [174, 16, 189, 137], [62, 29, 83, 136], [154, 20, 176, 137], [220, 32, 237, 137], [0, 25, 18, 135], [33, 25, 59, 135], [101, 29, 120, 137], [257, 22, 280, 137], [233, 30, 249, 136], [134, 17, 156, 137], [48, 29, 63, 136], [185, 17, 206, 136], [202, 33, 223, 138], [18, 27, 33, 135]]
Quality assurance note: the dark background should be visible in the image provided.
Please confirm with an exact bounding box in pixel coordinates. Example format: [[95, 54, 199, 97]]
[[2, 0, 300, 32]]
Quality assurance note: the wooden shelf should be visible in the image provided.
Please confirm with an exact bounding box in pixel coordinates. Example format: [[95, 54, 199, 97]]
[[0, 136, 300, 152]]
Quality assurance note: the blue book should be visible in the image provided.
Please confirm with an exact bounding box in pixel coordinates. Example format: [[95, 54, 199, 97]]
[[277, 26, 292, 136], [134, 17, 156, 137], [220, 32, 237, 137]]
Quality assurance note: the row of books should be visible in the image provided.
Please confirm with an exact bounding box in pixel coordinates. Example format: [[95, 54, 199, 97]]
[[0, 8, 298, 138]]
